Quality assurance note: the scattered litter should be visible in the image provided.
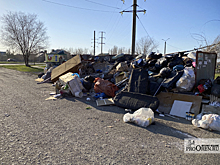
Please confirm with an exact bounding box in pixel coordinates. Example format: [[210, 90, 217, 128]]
[[54, 94, 61, 98], [35, 51, 219, 134], [192, 114, 220, 132], [5, 113, 10, 117], [35, 78, 44, 82], [123, 108, 154, 127], [50, 92, 56, 95], [125, 109, 132, 112], [96, 98, 115, 106], [45, 96, 57, 101]]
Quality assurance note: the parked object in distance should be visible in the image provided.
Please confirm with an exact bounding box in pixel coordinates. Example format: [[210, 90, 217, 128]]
[[7, 58, 16, 62]]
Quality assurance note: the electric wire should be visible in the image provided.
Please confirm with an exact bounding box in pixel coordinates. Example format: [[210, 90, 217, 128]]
[[104, 1, 124, 34], [42, 0, 118, 13], [84, 0, 121, 9], [136, 14, 155, 45], [166, 43, 182, 51]]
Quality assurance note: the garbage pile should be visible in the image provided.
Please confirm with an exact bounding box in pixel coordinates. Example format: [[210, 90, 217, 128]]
[[36, 52, 220, 130]]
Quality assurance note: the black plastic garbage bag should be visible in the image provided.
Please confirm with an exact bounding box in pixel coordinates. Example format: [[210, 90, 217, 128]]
[[155, 57, 168, 70], [211, 84, 220, 97], [211, 77, 220, 97], [83, 75, 95, 91], [159, 67, 172, 78], [113, 91, 160, 111], [162, 70, 184, 89], [147, 52, 162, 60], [147, 59, 157, 67], [167, 57, 184, 68]]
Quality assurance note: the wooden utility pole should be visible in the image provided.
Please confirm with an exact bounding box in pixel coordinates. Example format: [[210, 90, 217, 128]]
[[91, 30, 98, 56], [94, 31, 96, 56], [132, 0, 137, 56], [120, 1, 146, 56]]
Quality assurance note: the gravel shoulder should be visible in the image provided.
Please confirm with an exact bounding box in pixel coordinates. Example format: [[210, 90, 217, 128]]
[[0, 68, 220, 165]]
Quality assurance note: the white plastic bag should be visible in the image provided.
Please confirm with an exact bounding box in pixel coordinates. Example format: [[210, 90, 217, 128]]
[[123, 108, 154, 127], [176, 67, 195, 92], [192, 114, 220, 131]]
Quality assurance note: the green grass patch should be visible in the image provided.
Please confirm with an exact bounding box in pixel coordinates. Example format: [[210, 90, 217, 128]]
[[0, 61, 24, 64], [0, 65, 44, 73], [33, 65, 45, 69], [215, 72, 220, 79]]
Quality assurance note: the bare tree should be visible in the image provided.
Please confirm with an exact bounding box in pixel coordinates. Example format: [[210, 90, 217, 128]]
[[72, 48, 84, 55], [191, 33, 220, 55], [83, 48, 89, 54], [206, 35, 220, 55], [1, 11, 49, 66], [135, 36, 158, 55]]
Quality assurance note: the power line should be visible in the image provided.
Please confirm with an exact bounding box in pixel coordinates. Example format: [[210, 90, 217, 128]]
[[42, 0, 118, 13], [166, 43, 182, 51], [136, 15, 154, 45], [137, 15, 182, 52], [104, 1, 124, 34], [84, 0, 121, 9]]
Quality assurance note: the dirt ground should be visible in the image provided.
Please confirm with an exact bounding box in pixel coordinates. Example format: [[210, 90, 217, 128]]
[[0, 68, 220, 165]]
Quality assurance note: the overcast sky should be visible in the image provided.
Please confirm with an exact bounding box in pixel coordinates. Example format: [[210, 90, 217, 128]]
[[0, 0, 219, 55]]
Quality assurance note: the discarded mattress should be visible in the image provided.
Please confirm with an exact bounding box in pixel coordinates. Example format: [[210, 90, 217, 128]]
[[113, 91, 159, 111]]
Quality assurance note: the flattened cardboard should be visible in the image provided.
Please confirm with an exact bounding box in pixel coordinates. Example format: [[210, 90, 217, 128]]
[[35, 78, 44, 82], [51, 55, 81, 82], [157, 92, 202, 116], [170, 100, 192, 118], [96, 98, 115, 106], [201, 104, 220, 115], [45, 96, 57, 101]]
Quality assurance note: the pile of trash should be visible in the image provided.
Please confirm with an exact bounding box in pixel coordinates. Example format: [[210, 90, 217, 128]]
[[36, 52, 220, 130]]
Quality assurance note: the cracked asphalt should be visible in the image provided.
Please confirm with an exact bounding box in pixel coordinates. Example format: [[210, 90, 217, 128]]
[[0, 67, 220, 165]]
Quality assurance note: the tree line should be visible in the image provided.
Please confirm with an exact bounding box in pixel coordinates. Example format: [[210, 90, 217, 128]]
[[1, 11, 219, 66]]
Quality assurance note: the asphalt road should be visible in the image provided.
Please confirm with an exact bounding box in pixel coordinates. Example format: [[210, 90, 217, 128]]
[[0, 68, 220, 165]]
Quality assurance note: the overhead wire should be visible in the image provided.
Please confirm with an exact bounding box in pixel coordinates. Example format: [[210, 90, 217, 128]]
[[136, 14, 155, 45], [84, 0, 121, 9], [105, 3, 135, 49], [105, 1, 125, 45], [42, 0, 118, 13], [166, 44, 182, 51]]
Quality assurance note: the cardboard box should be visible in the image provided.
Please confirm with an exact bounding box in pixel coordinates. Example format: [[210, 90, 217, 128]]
[[157, 92, 202, 116], [201, 104, 220, 115], [51, 55, 81, 82]]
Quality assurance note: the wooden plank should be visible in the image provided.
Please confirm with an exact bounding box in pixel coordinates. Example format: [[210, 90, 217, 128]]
[[51, 55, 81, 82]]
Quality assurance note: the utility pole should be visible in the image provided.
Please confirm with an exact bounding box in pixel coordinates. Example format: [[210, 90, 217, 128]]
[[99, 31, 105, 55], [120, 0, 146, 56], [162, 38, 170, 55], [91, 31, 98, 56], [94, 31, 95, 56], [132, 0, 137, 56]]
